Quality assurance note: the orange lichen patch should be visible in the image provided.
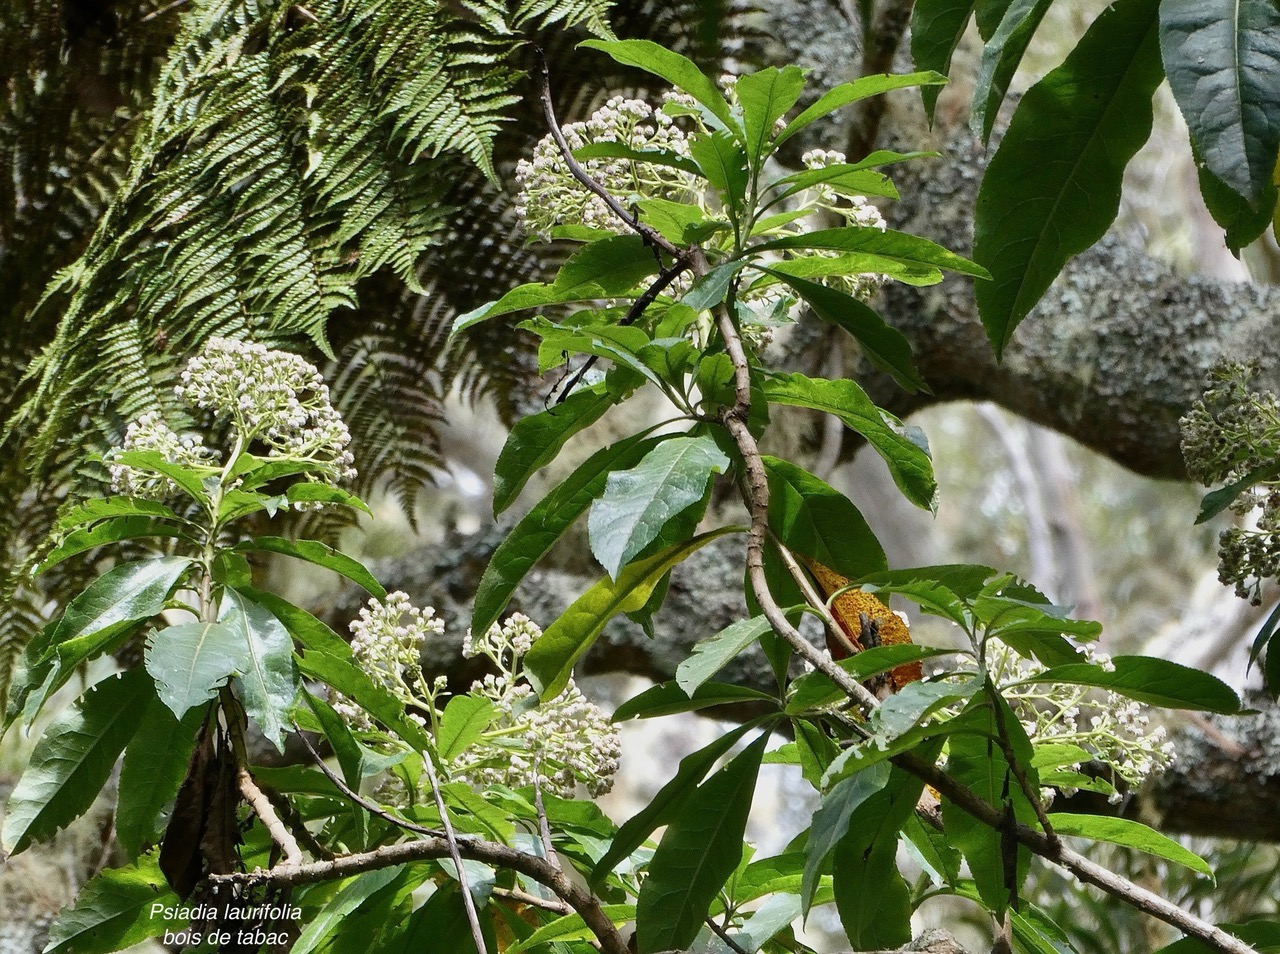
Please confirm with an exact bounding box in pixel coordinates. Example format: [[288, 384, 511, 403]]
[[798, 555, 922, 690]]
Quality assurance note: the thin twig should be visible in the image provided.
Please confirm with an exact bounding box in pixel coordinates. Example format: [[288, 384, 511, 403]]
[[536, 51, 685, 261], [555, 259, 691, 404], [208, 837, 631, 954], [140, 0, 190, 22], [705, 916, 749, 954], [263, 784, 335, 861], [493, 885, 572, 915], [423, 753, 489, 954], [532, 759, 561, 872], [297, 731, 445, 839], [239, 769, 303, 866]]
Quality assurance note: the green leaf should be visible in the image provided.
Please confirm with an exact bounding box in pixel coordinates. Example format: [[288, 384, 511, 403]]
[[763, 456, 887, 579], [736, 65, 808, 165], [454, 235, 660, 330], [775, 72, 948, 147], [939, 694, 1038, 915], [768, 269, 927, 393], [969, 0, 1056, 141], [832, 765, 929, 948], [580, 39, 735, 127], [770, 158, 917, 202], [683, 260, 747, 311], [611, 680, 779, 720], [285, 482, 374, 516], [43, 853, 186, 954], [145, 620, 242, 719], [635, 196, 724, 246], [588, 435, 730, 578], [303, 690, 364, 790], [690, 130, 750, 220], [973, 0, 1164, 356], [1196, 462, 1280, 524], [41, 556, 193, 665], [1161, 0, 1280, 207], [438, 694, 497, 762], [472, 433, 663, 636], [235, 537, 386, 598], [2, 669, 150, 855], [1156, 920, 1280, 954], [493, 381, 618, 515], [1047, 813, 1213, 876], [1198, 154, 1278, 253], [36, 517, 187, 574], [525, 527, 739, 698], [116, 695, 204, 858], [106, 450, 211, 502], [676, 615, 775, 697], [763, 373, 937, 510], [911, 0, 976, 119], [292, 866, 408, 954], [590, 719, 769, 886], [219, 588, 300, 750], [802, 762, 891, 913], [56, 496, 182, 533], [399, 882, 496, 953], [508, 906, 636, 952], [577, 141, 703, 177], [752, 226, 988, 279], [1021, 655, 1242, 713], [786, 645, 959, 713], [636, 734, 767, 954]]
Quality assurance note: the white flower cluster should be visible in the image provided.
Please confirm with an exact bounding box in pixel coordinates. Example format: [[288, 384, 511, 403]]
[[976, 642, 1176, 803], [335, 598, 622, 798], [515, 94, 702, 240], [108, 411, 217, 496], [176, 337, 356, 481], [333, 591, 443, 730]]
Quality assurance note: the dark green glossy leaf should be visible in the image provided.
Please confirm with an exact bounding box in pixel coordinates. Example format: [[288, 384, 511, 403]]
[[1161, 0, 1280, 207], [833, 765, 929, 948], [911, 0, 975, 118], [36, 517, 187, 574], [588, 435, 729, 578], [590, 719, 769, 886], [56, 496, 182, 533], [1196, 463, 1280, 524], [106, 450, 210, 502], [43, 853, 185, 954], [762, 269, 927, 393], [611, 680, 778, 720], [786, 645, 959, 713], [116, 695, 204, 858], [526, 527, 738, 698], [399, 882, 496, 953], [1022, 655, 1241, 713], [292, 866, 407, 954], [763, 373, 936, 510], [576, 141, 703, 176], [285, 482, 373, 516], [969, 0, 1055, 141], [974, 0, 1164, 356], [492, 381, 618, 515], [802, 762, 891, 913], [2, 669, 150, 855], [472, 433, 663, 636], [636, 734, 767, 954], [763, 456, 887, 580], [939, 694, 1038, 915], [683, 260, 747, 311], [235, 537, 386, 598]]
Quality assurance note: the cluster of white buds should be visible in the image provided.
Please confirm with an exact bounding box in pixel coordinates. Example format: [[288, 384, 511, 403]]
[[175, 336, 356, 482], [794, 148, 890, 301], [108, 411, 218, 496], [333, 591, 443, 730], [514, 94, 702, 239], [335, 599, 622, 798], [972, 641, 1176, 803]]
